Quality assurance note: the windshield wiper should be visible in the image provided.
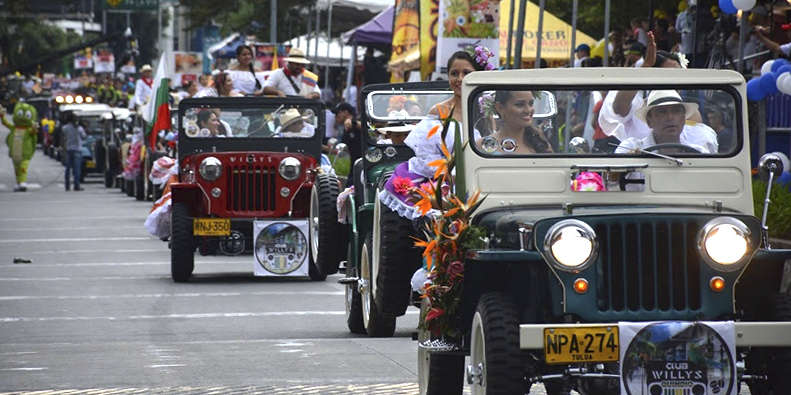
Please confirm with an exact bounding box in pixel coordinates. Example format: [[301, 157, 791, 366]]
[[609, 143, 684, 166]]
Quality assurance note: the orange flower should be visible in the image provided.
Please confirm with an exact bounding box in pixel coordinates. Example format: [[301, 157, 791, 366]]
[[425, 307, 445, 322], [427, 124, 440, 139]]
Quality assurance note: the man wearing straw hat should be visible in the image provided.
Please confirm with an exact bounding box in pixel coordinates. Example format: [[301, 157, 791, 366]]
[[130, 64, 153, 111], [275, 108, 315, 138], [615, 90, 717, 155], [263, 48, 321, 100]]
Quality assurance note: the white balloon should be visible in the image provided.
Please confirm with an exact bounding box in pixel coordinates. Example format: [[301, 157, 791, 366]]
[[733, 0, 756, 10], [762, 60, 775, 75], [778, 73, 791, 94], [784, 75, 791, 95]]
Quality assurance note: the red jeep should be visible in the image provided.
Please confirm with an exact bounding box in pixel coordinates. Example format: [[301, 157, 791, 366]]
[[170, 97, 329, 282]]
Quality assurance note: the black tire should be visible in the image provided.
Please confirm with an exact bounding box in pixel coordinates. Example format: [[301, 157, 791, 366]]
[[747, 293, 791, 395], [307, 254, 327, 281], [95, 143, 106, 173], [469, 293, 523, 395], [170, 202, 195, 282], [135, 175, 144, 201], [80, 162, 86, 184], [375, 200, 422, 317], [125, 179, 134, 197], [310, 173, 347, 275], [361, 233, 396, 337], [345, 243, 365, 334], [107, 145, 119, 173], [104, 171, 114, 188], [120, 177, 127, 193]]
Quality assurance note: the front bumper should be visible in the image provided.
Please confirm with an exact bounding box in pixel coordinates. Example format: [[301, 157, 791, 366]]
[[519, 321, 791, 348]]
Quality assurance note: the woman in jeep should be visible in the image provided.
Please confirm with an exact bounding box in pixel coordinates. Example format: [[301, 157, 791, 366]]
[[475, 90, 553, 154]]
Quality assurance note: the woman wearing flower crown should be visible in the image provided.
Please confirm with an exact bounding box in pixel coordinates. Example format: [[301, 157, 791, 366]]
[[475, 90, 553, 154], [379, 47, 495, 219]]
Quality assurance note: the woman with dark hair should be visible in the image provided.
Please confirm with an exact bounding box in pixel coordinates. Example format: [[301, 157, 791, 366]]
[[226, 44, 269, 96], [195, 72, 244, 98], [196, 110, 229, 137], [475, 90, 552, 154], [380, 46, 496, 219]]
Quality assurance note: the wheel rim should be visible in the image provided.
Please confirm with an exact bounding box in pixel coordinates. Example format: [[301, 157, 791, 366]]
[[371, 193, 381, 297], [344, 268, 354, 317], [360, 241, 372, 328], [470, 311, 486, 394], [309, 186, 320, 264]]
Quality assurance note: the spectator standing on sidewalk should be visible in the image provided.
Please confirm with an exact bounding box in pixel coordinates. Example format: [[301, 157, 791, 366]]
[[62, 112, 87, 191]]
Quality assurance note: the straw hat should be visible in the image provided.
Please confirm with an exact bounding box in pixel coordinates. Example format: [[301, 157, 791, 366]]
[[634, 90, 698, 123], [140, 64, 153, 73], [285, 48, 311, 65], [377, 122, 414, 134], [279, 108, 309, 128]]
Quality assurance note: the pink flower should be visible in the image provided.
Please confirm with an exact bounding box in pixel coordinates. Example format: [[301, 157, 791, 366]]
[[571, 172, 606, 192], [425, 307, 445, 322], [447, 261, 464, 278], [392, 176, 414, 195]]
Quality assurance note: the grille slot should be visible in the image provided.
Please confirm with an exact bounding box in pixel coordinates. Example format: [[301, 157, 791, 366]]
[[226, 164, 277, 213], [595, 218, 701, 314]]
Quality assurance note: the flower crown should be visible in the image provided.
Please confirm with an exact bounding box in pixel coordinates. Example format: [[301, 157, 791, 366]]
[[466, 45, 496, 71], [477, 93, 496, 117]]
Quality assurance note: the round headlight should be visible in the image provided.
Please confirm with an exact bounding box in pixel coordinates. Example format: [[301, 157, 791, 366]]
[[279, 157, 302, 181], [699, 218, 751, 270], [365, 147, 382, 163], [199, 157, 223, 181], [543, 220, 597, 271]]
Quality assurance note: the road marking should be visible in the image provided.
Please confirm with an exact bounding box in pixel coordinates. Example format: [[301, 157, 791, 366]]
[[0, 310, 419, 323], [0, 226, 142, 232], [0, 261, 249, 268], [31, 249, 164, 254], [0, 384, 442, 395], [147, 364, 186, 368], [0, 216, 143, 222], [0, 291, 344, 301], [0, 367, 48, 371], [0, 236, 152, 243]]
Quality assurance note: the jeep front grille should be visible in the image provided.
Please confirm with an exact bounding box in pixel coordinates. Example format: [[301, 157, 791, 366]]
[[226, 164, 277, 213], [594, 218, 702, 314]]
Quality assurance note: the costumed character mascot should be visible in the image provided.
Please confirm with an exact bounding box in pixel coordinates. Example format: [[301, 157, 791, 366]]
[[2, 102, 39, 192]]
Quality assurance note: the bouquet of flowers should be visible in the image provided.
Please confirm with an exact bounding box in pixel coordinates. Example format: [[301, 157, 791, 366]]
[[466, 45, 497, 71], [408, 105, 487, 338]]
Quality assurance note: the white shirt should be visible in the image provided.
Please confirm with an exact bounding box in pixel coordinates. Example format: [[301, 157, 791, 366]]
[[226, 69, 272, 95], [130, 79, 153, 109], [344, 85, 358, 109], [615, 123, 718, 155], [263, 68, 321, 98]]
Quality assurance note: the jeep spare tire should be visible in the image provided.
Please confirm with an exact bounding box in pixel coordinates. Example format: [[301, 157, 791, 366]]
[[310, 173, 347, 275]]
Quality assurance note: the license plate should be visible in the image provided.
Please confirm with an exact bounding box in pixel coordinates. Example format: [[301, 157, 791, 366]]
[[193, 218, 230, 236], [86, 160, 96, 168], [544, 326, 619, 364]]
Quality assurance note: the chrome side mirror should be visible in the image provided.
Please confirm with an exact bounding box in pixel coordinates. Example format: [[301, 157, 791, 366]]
[[327, 137, 338, 150], [568, 136, 590, 154], [331, 143, 348, 169], [758, 153, 784, 181]]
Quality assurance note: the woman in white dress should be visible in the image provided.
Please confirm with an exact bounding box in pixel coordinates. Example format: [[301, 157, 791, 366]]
[[225, 45, 269, 96]]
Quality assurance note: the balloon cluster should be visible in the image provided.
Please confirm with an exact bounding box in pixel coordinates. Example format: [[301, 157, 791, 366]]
[[718, 0, 755, 14], [747, 59, 791, 101]]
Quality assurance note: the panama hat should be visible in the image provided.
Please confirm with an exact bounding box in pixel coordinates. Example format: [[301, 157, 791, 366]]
[[634, 90, 698, 123], [285, 48, 311, 65], [377, 122, 414, 134], [140, 64, 153, 73], [279, 108, 309, 128]]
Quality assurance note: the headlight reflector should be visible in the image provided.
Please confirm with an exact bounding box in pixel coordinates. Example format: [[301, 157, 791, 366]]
[[543, 220, 597, 271], [199, 157, 223, 181], [699, 218, 751, 269], [279, 157, 302, 181]]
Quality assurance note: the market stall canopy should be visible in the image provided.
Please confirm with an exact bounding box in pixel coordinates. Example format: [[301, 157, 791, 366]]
[[341, 6, 394, 45], [499, 1, 597, 60], [315, 0, 392, 13], [285, 34, 363, 67]]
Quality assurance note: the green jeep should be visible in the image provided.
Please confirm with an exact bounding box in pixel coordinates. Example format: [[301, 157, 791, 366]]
[[416, 68, 791, 395]]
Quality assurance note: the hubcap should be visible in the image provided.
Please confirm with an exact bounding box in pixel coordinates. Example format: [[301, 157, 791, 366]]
[[470, 312, 486, 394], [360, 242, 372, 327]]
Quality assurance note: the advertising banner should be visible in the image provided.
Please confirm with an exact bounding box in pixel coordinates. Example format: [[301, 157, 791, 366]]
[[435, 0, 500, 75], [254, 44, 292, 71], [253, 220, 310, 277], [619, 321, 737, 395], [498, 0, 596, 65], [391, 0, 421, 82], [419, 0, 439, 81], [74, 49, 93, 70], [93, 49, 115, 74], [101, 0, 159, 11]]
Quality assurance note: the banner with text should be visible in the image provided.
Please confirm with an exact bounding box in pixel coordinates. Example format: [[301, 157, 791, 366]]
[[435, 0, 500, 75], [391, 0, 421, 82], [101, 0, 159, 11], [419, 0, 438, 81]]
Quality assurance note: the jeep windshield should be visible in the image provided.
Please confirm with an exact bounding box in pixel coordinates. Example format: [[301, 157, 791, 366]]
[[364, 90, 454, 144], [181, 105, 320, 139], [468, 86, 740, 157]]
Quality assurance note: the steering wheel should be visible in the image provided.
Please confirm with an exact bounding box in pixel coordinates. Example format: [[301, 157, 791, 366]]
[[643, 143, 702, 154]]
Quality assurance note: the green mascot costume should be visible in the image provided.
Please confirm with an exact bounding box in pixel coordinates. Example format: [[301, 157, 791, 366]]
[[2, 102, 39, 192]]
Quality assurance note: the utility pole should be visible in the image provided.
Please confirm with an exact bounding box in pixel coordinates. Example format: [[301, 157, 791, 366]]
[[271, 0, 277, 43]]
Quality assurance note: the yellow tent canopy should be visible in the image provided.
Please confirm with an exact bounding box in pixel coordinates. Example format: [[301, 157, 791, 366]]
[[499, 1, 597, 61]]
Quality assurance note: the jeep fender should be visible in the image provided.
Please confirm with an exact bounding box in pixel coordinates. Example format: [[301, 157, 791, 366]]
[[170, 183, 208, 216]]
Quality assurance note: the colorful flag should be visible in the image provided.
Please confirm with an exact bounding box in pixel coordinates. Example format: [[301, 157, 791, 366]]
[[301, 70, 318, 88], [142, 53, 171, 149]]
